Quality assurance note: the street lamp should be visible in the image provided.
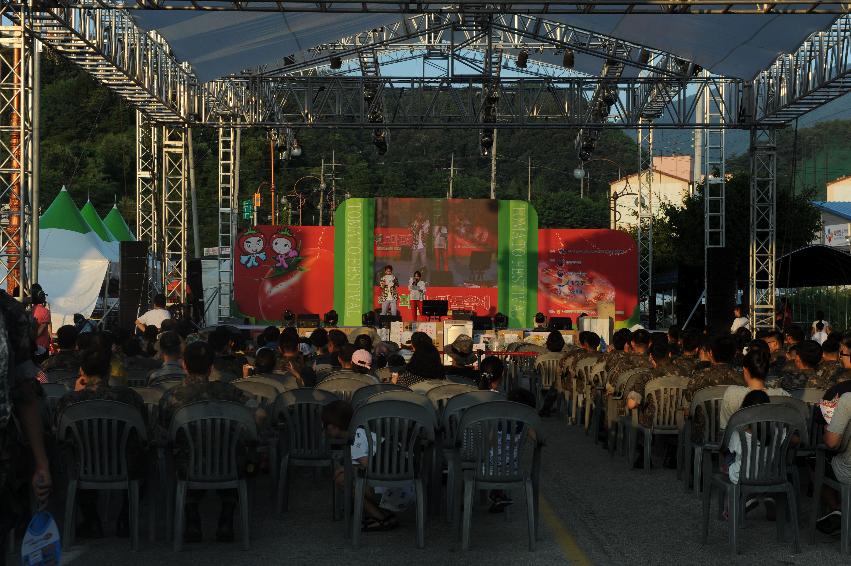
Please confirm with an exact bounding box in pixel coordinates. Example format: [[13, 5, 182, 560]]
[[288, 175, 326, 226]]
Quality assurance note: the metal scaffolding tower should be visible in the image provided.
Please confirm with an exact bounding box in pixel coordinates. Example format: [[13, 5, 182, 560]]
[[217, 123, 239, 321], [702, 75, 726, 325], [749, 128, 777, 333], [637, 121, 653, 326], [161, 125, 188, 306], [136, 111, 160, 253], [0, 4, 35, 298]]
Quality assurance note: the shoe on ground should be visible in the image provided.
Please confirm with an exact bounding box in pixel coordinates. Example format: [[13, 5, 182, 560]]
[[816, 511, 842, 536], [744, 497, 760, 515]]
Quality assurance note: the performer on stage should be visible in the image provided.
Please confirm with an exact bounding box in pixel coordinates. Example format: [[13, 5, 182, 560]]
[[408, 270, 427, 321], [432, 222, 448, 271], [379, 265, 399, 316], [410, 211, 430, 273]]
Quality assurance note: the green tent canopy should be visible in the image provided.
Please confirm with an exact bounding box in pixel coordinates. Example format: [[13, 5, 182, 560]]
[[80, 200, 116, 242], [103, 204, 135, 242], [40, 186, 93, 234]]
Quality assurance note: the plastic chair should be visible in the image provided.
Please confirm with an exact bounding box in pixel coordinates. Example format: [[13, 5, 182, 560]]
[[810, 417, 851, 553], [351, 383, 409, 408], [679, 385, 728, 494], [318, 370, 378, 385], [57, 400, 148, 551], [629, 375, 689, 470], [275, 388, 340, 514], [441, 391, 504, 524], [232, 379, 279, 406], [587, 360, 609, 443], [168, 401, 258, 551], [789, 387, 826, 406], [457, 400, 545, 551], [611, 368, 650, 459], [245, 374, 300, 394], [156, 380, 182, 391], [701, 404, 806, 554], [575, 356, 599, 429], [346, 399, 436, 548], [534, 357, 563, 417], [315, 377, 370, 402], [409, 379, 450, 395], [426, 383, 478, 414], [125, 369, 150, 388], [132, 386, 164, 425], [43, 369, 77, 387]]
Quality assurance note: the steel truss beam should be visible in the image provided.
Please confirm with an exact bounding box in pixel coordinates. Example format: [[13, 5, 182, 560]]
[[0, 5, 34, 298], [754, 15, 851, 124], [205, 75, 744, 129], [217, 121, 238, 322], [161, 125, 187, 306], [749, 127, 777, 333], [55, 1, 851, 16], [637, 121, 653, 325]]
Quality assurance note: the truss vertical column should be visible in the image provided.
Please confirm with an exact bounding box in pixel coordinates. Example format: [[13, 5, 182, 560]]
[[704, 79, 726, 248], [217, 122, 239, 322], [161, 125, 188, 307], [637, 121, 654, 326], [0, 8, 35, 298], [749, 128, 777, 333], [136, 111, 159, 250]]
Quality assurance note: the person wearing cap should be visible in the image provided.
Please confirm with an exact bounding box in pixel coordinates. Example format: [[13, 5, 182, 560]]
[[351, 349, 373, 375], [445, 334, 480, 383]]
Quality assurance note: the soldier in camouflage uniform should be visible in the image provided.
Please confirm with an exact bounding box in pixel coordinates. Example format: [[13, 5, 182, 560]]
[[41, 324, 80, 380], [54, 347, 146, 538], [810, 337, 842, 390], [158, 340, 259, 544], [0, 291, 51, 554], [207, 326, 248, 383], [606, 329, 651, 389], [776, 340, 821, 391], [757, 329, 788, 379], [672, 328, 701, 377], [687, 335, 744, 443]]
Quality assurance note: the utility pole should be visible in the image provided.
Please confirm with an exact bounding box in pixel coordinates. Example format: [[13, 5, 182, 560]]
[[187, 129, 201, 259], [446, 153, 457, 198], [328, 150, 342, 225], [527, 156, 532, 201], [490, 130, 498, 199], [319, 158, 325, 226]]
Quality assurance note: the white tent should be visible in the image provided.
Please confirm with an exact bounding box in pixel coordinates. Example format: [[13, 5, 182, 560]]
[[38, 188, 111, 328]]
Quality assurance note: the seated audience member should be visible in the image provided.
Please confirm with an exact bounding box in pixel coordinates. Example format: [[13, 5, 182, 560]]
[[326, 329, 349, 368], [816, 393, 851, 535], [812, 338, 842, 389], [259, 326, 281, 350], [159, 318, 179, 333], [310, 328, 332, 365], [134, 293, 171, 333], [209, 326, 245, 383], [141, 326, 159, 357], [158, 340, 261, 543], [250, 347, 278, 377], [758, 329, 788, 376], [816, 333, 851, 418], [409, 331, 433, 351], [353, 334, 374, 354], [445, 334, 480, 382], [823, 338, 841, 365], [55, 347, 146, 538], [382, 354, 407, 383], [720, 348, 789, 430], [321, 400, 399, 531], [687, 334, 744, 443], [278, 332, 317, 386], [73, 313, 96, 334], [85, 331, 127, 387], [121, 335, 161, 371], [395, 342, 444, 387], [42, 324, 80, 377], [726, 389, 772, 485], [672, 329, 701, 376], [351, 349, 375, 377], [298, 337, 315, 358], [601, 328, 631, 372], [478, 356, 505, 391], [606, 329, 652, 391], [147, 331, 186, 387], [778, 340, 821, 391], [533, 312, 548, 331]]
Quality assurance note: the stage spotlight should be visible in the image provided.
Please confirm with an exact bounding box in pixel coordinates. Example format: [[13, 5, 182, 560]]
[[480, 130, 494, 157], [562, 49, 575, 69], [494, 312, 508, 330], [362, 310, 377, 327], [373, 129, 388, 155], [330, 56, 342, 69], [578, 149, 591, 161], [323, 309, 339, 327], [602, 89, 618, 106], [283, 309, 297, 328], [516, 51, 528, 69]]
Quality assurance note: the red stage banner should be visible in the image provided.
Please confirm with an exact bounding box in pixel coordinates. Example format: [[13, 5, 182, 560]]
[[233, 225, 335, 321], [537, 229, 638, 324]]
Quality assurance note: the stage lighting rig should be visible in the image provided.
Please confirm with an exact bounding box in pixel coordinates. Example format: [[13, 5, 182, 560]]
[[516, 51, 528, 69], [480, 130, 494, 157], [373, 129, 388, 155], [330, 56, 342, 69], [562, 50, 574, 69], [283, 309, 297, 328], [323, 309, 339, 327]]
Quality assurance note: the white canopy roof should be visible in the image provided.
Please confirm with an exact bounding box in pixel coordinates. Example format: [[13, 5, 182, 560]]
[[133, 11, 837, 82]]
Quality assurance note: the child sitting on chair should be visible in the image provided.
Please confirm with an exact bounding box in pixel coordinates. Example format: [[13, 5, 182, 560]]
[[321, 400, 399, 531]]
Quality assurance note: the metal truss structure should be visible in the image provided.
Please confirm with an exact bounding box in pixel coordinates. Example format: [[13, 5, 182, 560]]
[[3, 0, 851, 324], [161, 125, 188, 305], [54, 0, 851, 15], [749, 128, 777, 333], [0, 4, 34, 298], [217, 122, 238, 321], [637, 122, 653, 325]]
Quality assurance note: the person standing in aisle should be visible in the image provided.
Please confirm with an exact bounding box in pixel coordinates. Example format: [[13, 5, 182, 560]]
[[379, 265, 399, 317], [408, 271, 427, 321]]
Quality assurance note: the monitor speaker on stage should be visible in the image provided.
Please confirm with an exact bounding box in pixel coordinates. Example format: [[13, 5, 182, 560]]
[[452, 310, 473, 321], [473, 316, 493, 331], [422, 300, 449, 318], [119, 241, 148, 330], [379, 314, 402, 328], [431, 271, 453, 286], [548, 317, 573, 331], [297, 313, 321, 328]]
